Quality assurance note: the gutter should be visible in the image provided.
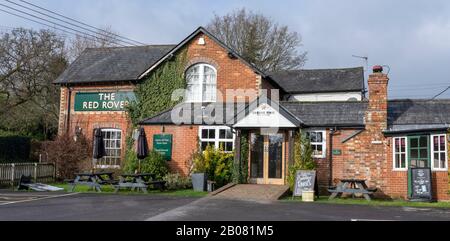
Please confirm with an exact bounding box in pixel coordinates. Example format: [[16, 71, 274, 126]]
[[383, 127, 450, 135], [65, 85, 72, 134]]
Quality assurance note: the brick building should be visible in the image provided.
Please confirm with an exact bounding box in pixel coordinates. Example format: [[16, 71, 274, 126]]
[[55, 27, 450, 200]]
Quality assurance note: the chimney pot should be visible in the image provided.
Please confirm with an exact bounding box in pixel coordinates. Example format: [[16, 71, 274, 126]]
[[373, 65, 383, 73]]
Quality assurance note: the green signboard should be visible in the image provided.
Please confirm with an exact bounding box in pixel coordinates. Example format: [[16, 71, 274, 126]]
[[74, 92, 136, 112], [153, 134, 173, 161], [332, 149, 342, 156]]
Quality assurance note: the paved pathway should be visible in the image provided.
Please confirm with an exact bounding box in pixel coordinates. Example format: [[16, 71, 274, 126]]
[[213, 184, 289, 202]]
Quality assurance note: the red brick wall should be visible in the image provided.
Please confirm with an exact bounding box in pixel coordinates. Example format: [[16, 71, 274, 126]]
[[184, 33, 273, 102], [58, 84, 134, 161], [143, 125, 199, 175]]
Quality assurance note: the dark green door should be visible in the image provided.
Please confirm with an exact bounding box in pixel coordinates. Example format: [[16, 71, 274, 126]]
[[407, 135, 431, 197]]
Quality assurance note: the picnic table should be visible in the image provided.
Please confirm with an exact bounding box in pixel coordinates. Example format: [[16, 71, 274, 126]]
[[68, 172, 117, 192], [328, 179, 377, 201], [114, 173, 166, 193]]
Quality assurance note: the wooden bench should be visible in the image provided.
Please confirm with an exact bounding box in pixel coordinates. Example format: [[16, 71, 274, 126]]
[[328, 179, 375, 201], [145, 181, 166, 192]]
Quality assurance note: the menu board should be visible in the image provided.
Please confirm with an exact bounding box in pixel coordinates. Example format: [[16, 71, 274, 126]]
[[293, 170, 318, 197], [410, 168, 432, 201]]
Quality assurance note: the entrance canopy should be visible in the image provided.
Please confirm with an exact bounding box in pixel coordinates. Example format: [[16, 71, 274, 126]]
[[233, 97, 302, 129]]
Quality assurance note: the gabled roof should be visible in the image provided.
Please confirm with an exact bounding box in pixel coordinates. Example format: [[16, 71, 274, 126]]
[[269, 67, 365, 94], [54, 45, 175, 84], [232, 96, 303, 128], [54, 26, 285, 89], [137, 27, 269, 80]]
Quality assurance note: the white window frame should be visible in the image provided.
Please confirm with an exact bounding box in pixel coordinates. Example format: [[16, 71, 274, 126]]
[[431, 134, 448, 171], [97, 128, 122, 169], [306, 130, 327, 158], [199, 126, 234, 153], [185, 63, 217, 103], [392, 137, 408, 171]]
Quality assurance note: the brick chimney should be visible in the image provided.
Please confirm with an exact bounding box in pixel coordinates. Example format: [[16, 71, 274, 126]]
[[366, 65, 389, 138]]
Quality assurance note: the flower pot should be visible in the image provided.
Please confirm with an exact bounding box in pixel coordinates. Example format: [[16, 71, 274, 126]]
[[302, 190, 315, 202], [191, 173, 207, 192]]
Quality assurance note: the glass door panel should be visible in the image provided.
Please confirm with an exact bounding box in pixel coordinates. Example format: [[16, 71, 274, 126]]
[[268, 134, 283, 179], [250, 133, 264, 179], [409, 136, 429, 168]]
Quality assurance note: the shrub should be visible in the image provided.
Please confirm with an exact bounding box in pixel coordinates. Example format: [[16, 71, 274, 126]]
[[232, 133, 249, 184], [163, 173, 192, 190], [191, 147, 207, 174], [123, 149, 169, 180], [0, 136, 31, 163], [192, 145, 234, 188], [40, 133, 91, 180], [288, 131, 316, 191]]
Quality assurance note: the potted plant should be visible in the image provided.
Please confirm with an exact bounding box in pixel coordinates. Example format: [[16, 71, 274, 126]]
[[191, 149, 208, 192]]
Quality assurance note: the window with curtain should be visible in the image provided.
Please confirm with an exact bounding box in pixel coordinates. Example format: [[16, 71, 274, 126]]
[[432, 134, 448, 170], [185, 64, 217, 102], [98, 129, 122, 168]]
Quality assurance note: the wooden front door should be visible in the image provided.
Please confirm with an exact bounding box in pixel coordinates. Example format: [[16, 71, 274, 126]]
[[249, 132, 286, 185]]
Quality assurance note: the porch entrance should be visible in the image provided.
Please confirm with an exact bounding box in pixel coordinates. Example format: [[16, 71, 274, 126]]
[[249, 132, 286, 185]]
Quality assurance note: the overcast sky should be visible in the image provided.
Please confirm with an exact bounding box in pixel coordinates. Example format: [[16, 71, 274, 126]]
[[1, 0, 450, 99]]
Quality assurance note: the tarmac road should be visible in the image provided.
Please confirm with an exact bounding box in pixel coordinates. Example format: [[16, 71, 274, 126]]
[[0, 192, 449, 221]]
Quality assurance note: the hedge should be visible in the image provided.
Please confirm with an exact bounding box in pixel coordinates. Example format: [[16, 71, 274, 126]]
[[0, 136, 31, 163]]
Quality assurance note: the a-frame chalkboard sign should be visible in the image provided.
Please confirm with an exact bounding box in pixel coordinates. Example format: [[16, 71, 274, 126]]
[[410, 168, 433, 202], [292, 170, 319, 199]]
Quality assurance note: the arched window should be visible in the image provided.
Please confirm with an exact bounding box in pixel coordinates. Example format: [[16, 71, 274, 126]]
[[185, 64, 217, 102]]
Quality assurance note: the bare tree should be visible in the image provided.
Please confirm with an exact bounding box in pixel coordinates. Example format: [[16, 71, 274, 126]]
[[0, 28, 66, 138], [207, 8, 307, 72], [66, 26, 120, 62]]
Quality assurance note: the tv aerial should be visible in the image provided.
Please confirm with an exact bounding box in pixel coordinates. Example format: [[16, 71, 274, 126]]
[[352, 54, 369, 72]]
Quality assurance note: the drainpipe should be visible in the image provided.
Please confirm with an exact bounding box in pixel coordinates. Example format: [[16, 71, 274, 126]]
[[66, 85, 72, 134], [328, 127, 338, 187]]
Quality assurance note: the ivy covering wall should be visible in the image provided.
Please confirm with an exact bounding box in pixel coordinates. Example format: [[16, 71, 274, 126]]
[[123, 49, 188, 170], [127, 49, 188, 125], [232, 132, 249, 184]]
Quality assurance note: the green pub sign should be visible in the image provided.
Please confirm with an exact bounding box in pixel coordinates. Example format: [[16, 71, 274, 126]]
[[332, 149, 342, 156], [74, 92, 136, 112], [153, 134, 173, 161]]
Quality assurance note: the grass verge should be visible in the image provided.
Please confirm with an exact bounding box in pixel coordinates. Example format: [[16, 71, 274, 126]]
[[50, 183, 208, 198], [282, 196, 450, 208]]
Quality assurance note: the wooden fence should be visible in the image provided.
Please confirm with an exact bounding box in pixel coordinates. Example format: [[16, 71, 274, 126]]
[[0, 163, 55, 188]]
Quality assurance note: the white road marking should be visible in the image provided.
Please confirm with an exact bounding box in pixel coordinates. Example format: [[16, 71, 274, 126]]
[[351, 218, 395, 221], [0, 193, 79, 206]]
